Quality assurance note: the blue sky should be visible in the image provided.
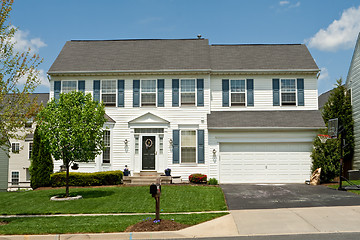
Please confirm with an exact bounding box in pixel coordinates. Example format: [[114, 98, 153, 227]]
[[9, 0, 360, 94]]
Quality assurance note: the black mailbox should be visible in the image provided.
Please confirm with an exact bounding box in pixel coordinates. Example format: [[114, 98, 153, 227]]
[[150, 184, 157, 195], [150, 183, 161, 197]]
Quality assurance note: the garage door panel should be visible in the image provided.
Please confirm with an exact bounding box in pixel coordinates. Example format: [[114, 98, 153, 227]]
[[219, 143, 312, 183]]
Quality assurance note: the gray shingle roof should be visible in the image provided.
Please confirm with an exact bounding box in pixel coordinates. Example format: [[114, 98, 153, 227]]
[[318, 89, 332, 109], [49, 39, 211, 73], [48, 39, 318, 74], [208, 110, 325, 129], [210, 44, 318, 70]]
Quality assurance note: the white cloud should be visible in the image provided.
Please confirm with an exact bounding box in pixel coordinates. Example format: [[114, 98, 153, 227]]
[[318, 67, 330, 81], [10, 26, 47, 54], [279, 1, 289, 6], [17, 69, 49, 87], [289, 2, 300, 8], [278, 1, 300, 8], [307, 5, 360, 51]]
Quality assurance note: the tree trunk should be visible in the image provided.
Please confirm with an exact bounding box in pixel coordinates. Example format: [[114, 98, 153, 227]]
[[65, 162, 70, 197]]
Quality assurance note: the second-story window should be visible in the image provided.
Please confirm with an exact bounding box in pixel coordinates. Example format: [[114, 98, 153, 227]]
[[181, 79, 195, 105], [62, 81, 77, 93], [141, 80, 156, 106], [231, 80, 246, 106], [281, 79, 296, 105], [102, 80, 116, 106], [12, 143, 19, 153], [29, 142, 33, 159]]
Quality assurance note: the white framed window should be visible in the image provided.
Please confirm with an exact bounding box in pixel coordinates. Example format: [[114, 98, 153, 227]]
[[159, 135, 164, 154], [11, 171, 19, 185], [29, 142, 33, 159], [26, 168, 30, 181], [181, 79, 196, 105], [11, 143, 19, 153], [135, 135, 139, 154], [281, 79, 296, 106], [180, 130, 196, 163], [62, 81, 77, 93], [141, 80, 156, 106], [103, 130, 111, 163], [25, 118, 33, 128], [231, 80, 246, 106], [101, 80, 117, 106]]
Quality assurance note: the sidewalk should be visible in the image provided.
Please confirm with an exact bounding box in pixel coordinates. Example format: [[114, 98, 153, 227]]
[[2, 206, 360, 239]]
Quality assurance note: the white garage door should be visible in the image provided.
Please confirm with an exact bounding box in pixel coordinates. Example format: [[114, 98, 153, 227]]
[[219, 142, 312, 183]]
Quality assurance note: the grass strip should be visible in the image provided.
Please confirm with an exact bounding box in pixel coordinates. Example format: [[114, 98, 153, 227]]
[[0, 213, 227, 235], [327, 180, 360, 195], [0, 185, 227, 215]]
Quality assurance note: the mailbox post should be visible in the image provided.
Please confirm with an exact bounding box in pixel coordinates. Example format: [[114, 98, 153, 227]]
[[150, 178, 161, 220]]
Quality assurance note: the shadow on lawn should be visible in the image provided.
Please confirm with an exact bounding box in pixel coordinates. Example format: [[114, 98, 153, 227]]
[[49, 190, 115, 199]]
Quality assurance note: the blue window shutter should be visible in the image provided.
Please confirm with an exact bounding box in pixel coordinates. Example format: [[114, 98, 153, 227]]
[[273, 79, 280, 106], [157, 79, 164, 107], [118, 80, 124, 107], [197, 79, 204, 106], [297, 78, 304, 106], [222, 79, 229, 107], [78, 80, 85, 93], [247, 79, 254, 106], [197, 130, 205, 164], [93, 80, 100, 102], [172, 79, 179, 107], [54, 81, 61, 100], [133, 80, 140, 107], [173, 130, 180, 164]]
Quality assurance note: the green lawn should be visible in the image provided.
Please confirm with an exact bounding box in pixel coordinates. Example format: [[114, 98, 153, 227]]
[[0, 185, 227, 215], [327, 180, 360, 195], [0, 213, 227, 235]]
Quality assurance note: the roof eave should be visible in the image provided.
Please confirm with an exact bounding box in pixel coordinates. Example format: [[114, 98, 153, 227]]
[[48, 69, 212, 76]]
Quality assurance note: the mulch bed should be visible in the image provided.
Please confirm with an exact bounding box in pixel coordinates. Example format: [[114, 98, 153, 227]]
[[0, 221, 9, 226], [125, 219, 190, 232]]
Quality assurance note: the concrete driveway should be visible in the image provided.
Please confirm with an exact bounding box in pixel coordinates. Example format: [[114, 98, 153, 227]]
[[221, 184, 360, 210]]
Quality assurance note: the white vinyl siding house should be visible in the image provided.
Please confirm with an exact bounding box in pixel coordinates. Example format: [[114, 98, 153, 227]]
[[346, 33, 360, 170], [47, 39, 324, 183]]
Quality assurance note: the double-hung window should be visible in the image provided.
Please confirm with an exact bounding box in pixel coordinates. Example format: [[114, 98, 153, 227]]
[[181, 130, 196, 163], [29, 142, 33, 159], [101, 80, 117, 106], [281, 79, 296, 105], [11, 171, 19, 185], [231, 80, 246, 106], [62, 81, 77, 93], [141, 80, 156, 106], [103, 130, 111, 163], [181, 79, 196, 105], [11, 143, 19, 153]]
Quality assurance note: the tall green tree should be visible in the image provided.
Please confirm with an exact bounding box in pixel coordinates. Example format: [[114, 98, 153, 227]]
[[37, 92, 106, 197], [311, 79, 354, 182], [29, 126, 53, 189], [0, 0, 43, 151]]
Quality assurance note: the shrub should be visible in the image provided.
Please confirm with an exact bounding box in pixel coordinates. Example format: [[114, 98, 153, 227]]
[[50, 170, 123, 187], [189, 173, 207, 183], [208, 178, 218, 185], [30, 127, 53, 189]]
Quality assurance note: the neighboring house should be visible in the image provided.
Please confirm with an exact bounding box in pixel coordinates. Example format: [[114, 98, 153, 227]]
[[7, 93, 49, 190], [48, 38, 324, 183], [0, 139, 9, 192], [318, 89, 332, 110], [346, 33, 360, 170]]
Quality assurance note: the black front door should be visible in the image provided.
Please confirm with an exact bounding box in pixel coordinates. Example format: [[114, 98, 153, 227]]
[[142, 136, 155, 170]]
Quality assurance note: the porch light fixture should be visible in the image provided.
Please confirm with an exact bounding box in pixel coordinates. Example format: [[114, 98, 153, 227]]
[[169, 139, 173, 145], [124, 139, 128, 145], [212, 149, 217, 155]]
